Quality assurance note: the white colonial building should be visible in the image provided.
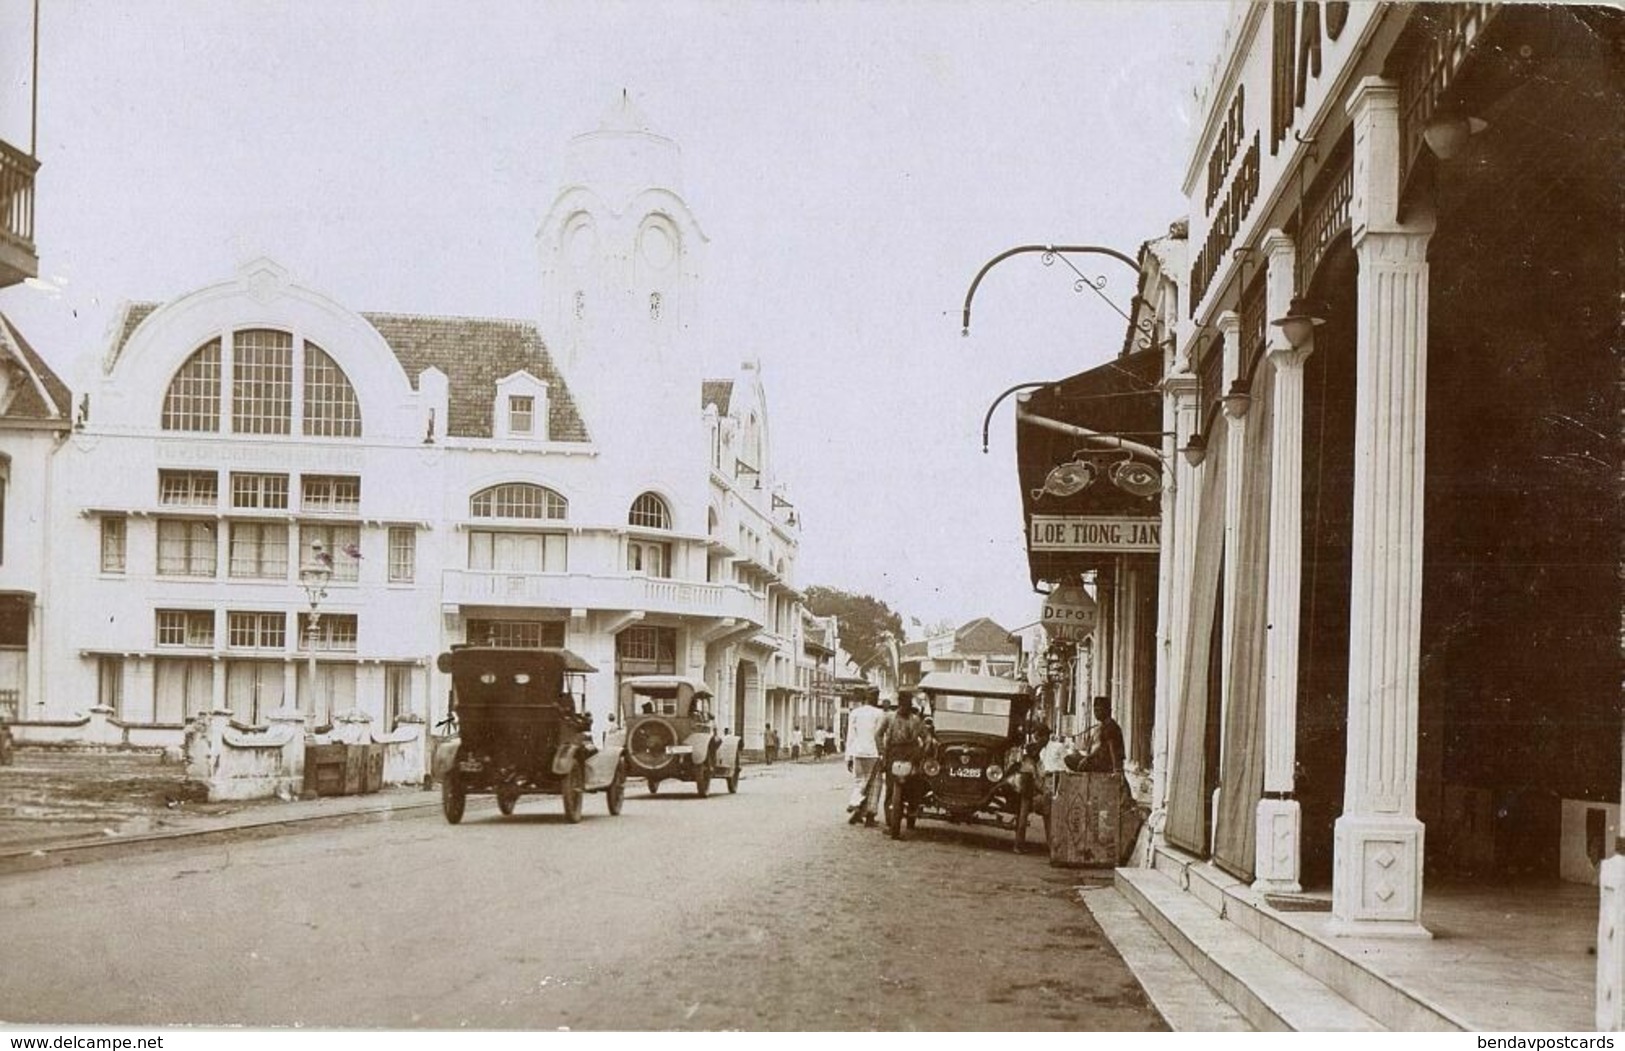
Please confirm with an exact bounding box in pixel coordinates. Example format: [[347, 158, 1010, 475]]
[[30, 96, 804, 756]]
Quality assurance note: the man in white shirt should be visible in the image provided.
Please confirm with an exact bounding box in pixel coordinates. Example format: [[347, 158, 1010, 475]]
[[844, 687, 885, 825]]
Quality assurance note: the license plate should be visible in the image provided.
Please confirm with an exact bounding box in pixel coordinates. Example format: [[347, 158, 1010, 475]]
[[458, 760, 482, 772], [665, 745, 692, 755], [949, 767, 982, 779]]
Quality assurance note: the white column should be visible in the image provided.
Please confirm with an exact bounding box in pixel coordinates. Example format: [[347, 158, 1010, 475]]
[[1152, 368, 1199, 822], [1597, 706, 1625, 1027], [1215, 310, 1246, 763], [1256, 228, 1308, 894], [1331, 77, 1434, 937]]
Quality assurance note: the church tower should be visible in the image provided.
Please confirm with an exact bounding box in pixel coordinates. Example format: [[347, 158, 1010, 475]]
[[536, 93, 709, 432]]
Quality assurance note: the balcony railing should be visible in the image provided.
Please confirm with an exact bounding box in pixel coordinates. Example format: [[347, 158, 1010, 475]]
[[0, 139, 39, 288], [441, 569, 763, 625]]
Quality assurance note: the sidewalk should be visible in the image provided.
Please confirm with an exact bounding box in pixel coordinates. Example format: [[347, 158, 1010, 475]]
[[0, 746, 442, 873]]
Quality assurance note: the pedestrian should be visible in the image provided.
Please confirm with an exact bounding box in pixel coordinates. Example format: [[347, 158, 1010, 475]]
[[813, 725, 827, 760], [880, 692, 925, 839], [1066, 696, 1125, 775], [765, 723, 779, 764], [844, 688, 885, 826], [790, 723, 801, 761]]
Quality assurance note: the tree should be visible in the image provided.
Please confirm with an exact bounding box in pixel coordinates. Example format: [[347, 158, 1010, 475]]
[[803, 585, 905, 671]]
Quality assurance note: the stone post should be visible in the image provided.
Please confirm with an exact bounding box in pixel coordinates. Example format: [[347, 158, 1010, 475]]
[[1256, 228, 1309, 895], [266, 707, 308, 801], [1331, 77, 1433, 937]]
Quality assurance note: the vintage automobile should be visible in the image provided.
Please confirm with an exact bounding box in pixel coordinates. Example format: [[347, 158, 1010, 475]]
[[432, 646, 627, 824], [908, 671, 1042, 852], [619, 675, 743, 796]]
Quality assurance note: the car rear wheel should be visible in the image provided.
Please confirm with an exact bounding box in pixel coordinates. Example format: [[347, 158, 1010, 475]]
[[607, 761, 626, 816], [726, 760, 741, 794], [695, 762, 712, 798], [496, 786, 519, 816], [647, 778, 660, 795], [562, 764, 585, 824], [441, 772, 466, 825]]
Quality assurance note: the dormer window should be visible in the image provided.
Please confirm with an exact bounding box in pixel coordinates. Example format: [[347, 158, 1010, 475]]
[[493, 371, 549, 441], [509, 396, 534, 435]]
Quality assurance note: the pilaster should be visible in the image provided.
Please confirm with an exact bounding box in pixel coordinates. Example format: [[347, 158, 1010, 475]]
[[1255, 228, 1308, 894], [1331, 77, 1433, 937], [1215, 310, 1246, 775], [1154, 368, 1200, 822]]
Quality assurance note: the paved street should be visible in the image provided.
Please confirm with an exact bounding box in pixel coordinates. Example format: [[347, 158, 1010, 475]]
[[0, 759, 1163, 1031]]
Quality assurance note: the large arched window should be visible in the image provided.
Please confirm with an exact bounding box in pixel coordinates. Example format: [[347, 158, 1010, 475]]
[[468, 484, 569, 574], [470, 483, 568, 520], [629, 492, 671, 530], [160, 330, 364, 437]]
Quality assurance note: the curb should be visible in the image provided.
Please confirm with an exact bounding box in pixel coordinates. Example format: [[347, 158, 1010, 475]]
[[0, 792, 448, 875]]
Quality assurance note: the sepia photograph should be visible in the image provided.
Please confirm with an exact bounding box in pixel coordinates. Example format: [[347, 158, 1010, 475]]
[[0, 0, 1619, 1036]]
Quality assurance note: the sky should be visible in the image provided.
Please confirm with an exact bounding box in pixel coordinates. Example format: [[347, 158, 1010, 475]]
[[0, 0, 1230, 637]]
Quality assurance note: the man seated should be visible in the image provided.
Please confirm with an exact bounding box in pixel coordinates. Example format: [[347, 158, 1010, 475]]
[[1065, 696, 1125, 775]]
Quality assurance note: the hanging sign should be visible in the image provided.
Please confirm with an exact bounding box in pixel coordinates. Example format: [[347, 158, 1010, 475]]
[[1029, 515, 1161, 553], [1041, 585, 1097, 641]]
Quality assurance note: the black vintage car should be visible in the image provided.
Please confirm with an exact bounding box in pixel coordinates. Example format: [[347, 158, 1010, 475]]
[[431, 646, 627, 824], [909, 671, 1042, 852]]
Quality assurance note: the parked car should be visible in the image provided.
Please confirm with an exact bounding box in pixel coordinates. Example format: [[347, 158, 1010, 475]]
[[910, 671, 1041, 852], [432, 646, 627, 824], [619, 675, 742, 796]]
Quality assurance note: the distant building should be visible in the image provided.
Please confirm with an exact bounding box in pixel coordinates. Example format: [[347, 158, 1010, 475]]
[[897, 618, 1019, 692]]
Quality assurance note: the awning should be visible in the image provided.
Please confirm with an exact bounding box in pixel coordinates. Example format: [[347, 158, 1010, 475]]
[[1015, 347, 1164, 588]]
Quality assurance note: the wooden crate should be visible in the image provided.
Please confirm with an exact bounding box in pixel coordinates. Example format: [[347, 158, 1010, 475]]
[[1048, 771, 1144, 868]]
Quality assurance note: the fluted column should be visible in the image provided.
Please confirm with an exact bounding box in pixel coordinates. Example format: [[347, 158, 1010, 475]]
[[1255, 228, 1308, 894], [1152, 368, 1199, 821], [1331, 77, 1434, 937], [1215, 310, 1246, 776]]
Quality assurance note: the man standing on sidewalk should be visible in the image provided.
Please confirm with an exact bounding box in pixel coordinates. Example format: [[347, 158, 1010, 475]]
[[844, 688, 884, 825]]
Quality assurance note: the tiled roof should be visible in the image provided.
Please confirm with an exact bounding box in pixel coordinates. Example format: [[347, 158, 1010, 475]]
[[701, 380, 734, 415], [109, 302, 589, 442], [0, 312, 71, 425], [362, 313, 589, 442]]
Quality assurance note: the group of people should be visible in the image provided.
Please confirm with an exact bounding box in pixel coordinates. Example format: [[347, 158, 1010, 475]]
[[761, 724, 840, 764], [841, 687, 1126, 841], [842, 686, 932, 838]]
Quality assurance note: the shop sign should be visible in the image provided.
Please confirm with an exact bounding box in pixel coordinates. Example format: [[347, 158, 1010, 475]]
[[1041, 586, 1096, 641], [1029, 515, 1160, 553]]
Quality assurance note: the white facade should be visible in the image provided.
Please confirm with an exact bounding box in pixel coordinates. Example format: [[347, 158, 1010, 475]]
[[32, 99, 804, 753]]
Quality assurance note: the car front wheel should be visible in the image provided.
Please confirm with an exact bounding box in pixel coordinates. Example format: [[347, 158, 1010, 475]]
[[695, 762, 712, 798], [442, 773, 466, 825], [726, 760, 741, 794], [496, 786, 519, 816], [562, 764, 585, 823]]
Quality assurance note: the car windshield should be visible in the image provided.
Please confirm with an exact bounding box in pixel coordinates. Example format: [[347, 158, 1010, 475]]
[[928, 693, 1013, 737]]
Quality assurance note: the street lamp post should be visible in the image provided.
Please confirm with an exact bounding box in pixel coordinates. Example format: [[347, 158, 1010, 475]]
[[298, 538, 332, 721]]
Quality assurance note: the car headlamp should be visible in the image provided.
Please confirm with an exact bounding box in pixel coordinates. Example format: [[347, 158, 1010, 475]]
[[922, 759, 941, 777], [985, 764, 1004, 781]]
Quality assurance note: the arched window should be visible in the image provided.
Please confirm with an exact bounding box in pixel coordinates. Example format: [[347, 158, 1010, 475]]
[[629, 492, 671, 530], [707, 506, 719, 536], [303, 344, 362, 437], [159, 331, 363, 437], [470, 483, 568, 520], [161, 340, 222, 432]]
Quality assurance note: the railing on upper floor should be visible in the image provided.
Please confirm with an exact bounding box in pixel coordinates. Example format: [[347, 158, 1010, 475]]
[[0, 138, 39, 287], [441, 569, 763, 626]]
